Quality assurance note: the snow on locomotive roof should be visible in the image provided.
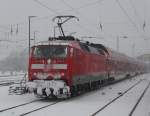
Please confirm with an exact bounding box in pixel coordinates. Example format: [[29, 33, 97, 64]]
[[35, 40, 74, 46]]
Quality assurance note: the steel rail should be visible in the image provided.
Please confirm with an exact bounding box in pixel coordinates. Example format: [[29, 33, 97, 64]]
[[0, 99, 43, 112], [20, 101, 60, 116], [129, 81, 150, 116], [91, 79, 143, 116]]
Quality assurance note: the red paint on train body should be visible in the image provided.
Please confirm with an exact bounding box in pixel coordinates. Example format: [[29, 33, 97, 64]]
[[27, 36, 146, 98]]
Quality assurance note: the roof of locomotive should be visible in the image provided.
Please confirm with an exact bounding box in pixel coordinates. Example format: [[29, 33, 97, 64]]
[[32, 36, 145, 65], [34, 36, 81, 49], [35, 40, 77, 46], [33, 36, 111, 57]]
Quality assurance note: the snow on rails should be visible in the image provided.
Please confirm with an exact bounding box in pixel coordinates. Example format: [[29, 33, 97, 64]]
[[1, 74, 150, 116]]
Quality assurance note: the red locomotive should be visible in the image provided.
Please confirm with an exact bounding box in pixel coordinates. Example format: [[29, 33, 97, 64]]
[[26, 16, 146, 98], [27, 36, 146, 98]]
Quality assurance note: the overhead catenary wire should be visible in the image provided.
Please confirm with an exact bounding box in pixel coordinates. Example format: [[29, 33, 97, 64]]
[[58, 0, 105, 34], [115, 0, 140, 33], [128, 0, 147, 34], [32, 0, 145, 39], [32, 0, 61, 15], [0, 0, 149, 55], [58, 0, 102, 36], [116, 0, 149, 39], [32, 0, 101, 37], [129, 0, 143, 26], [0, 0, 104, 34], [59, 0, 79, 14], [0, 0, 146, 35], [74, 0, 103, 10], [143, 0, 147, 32], [0, 0, 105, 43], [2, 0, 103, 27], [0, 0, 147, 42]]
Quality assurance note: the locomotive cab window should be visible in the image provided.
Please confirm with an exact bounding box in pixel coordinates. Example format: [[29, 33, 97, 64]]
[[33, 45, 68, 59], [33, 47, 42, 58]]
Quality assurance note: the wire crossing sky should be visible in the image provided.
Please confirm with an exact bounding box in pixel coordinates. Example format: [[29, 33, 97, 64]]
[[0, 0, 149, 59]]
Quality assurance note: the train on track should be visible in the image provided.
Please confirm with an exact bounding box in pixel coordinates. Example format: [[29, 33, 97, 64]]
[[26, 35, 147, 98], [12, 15, 145, 98]]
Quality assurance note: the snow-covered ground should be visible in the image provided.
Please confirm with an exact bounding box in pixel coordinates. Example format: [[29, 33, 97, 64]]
[[0, 72, 26, 86], [0, 71, 25, 77], [0, 74, 150, 116]]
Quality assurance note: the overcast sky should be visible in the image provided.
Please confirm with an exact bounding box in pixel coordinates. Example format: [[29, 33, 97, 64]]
[[0, 0, 150, 59]]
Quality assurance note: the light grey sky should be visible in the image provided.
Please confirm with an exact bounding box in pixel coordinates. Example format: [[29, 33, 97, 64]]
[[0, 0, 149, 59]]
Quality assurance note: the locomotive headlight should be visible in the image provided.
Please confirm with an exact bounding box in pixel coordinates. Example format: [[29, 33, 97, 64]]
[[33, 72, 37, 76], [47, 59, 51, 64], [61, 72, 65, 77]]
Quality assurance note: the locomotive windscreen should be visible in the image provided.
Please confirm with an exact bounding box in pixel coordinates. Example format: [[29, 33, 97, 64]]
[[33, 45, 67, 59]]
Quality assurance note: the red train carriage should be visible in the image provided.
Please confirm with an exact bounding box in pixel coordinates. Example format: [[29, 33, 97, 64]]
[[27, 36, 146, 98]]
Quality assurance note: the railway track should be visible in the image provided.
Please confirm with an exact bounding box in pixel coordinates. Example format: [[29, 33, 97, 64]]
[[0, 73, 24, 78], [0, 74, 26, 87], [129, 81, 150, 116], [0, 75, 148, 116], [0, 79, 22, 87], [91, 79, 145, 116], [0, 99, 61, 116], [20, 101, 59, 116], [0, 81, 14, 87], [0, 99, 41, 112]]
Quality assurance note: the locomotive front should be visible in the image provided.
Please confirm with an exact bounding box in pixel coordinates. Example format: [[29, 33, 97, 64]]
[[27, 41, 72, 98]]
